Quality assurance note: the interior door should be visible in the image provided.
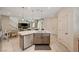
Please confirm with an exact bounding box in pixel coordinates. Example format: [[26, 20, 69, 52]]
[[58, 8, 73, 51]]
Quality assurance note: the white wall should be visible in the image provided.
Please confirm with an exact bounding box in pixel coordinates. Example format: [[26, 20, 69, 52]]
[[73, 8, 79, 32], [1, 15, 18, 32], [73, 8, 79, 51], [43, 17, 58, 46], [0, 16, 2, 31], [9, 17, 18, 29]]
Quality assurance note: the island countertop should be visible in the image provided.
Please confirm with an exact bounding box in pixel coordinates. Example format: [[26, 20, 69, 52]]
[[18, 30, 51, 36]]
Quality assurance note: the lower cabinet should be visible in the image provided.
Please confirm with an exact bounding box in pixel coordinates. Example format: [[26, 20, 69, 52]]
[[24, 34, 33, 49], [78, 40, 79, 52], [20, 34, 33, 50], [20, 33, 50, 50], [33, 33, 50, 44]]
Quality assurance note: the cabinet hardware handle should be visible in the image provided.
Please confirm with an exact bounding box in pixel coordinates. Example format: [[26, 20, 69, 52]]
[[65, 33, 68, 35]]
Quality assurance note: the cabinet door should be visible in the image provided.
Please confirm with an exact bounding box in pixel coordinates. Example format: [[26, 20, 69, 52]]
[[42, 33, 50, 44], [33, 33, 42, 44], [24, 34, 33, 49], [33, 33, 50, 44], [58, 8, 73, 51]]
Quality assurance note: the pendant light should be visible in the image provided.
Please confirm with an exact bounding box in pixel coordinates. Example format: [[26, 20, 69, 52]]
[[21, 7, 25, 22], [40, 8, 44, 30]]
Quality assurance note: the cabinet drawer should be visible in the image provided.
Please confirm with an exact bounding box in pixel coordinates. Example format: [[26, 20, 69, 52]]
[[33, 33, 42, 37], [42, 33, 50, 36], [33, 33, 50, 44], [42, 33, 50, 44], [42, 36, 50, 44], [33, 37, 42, 44]]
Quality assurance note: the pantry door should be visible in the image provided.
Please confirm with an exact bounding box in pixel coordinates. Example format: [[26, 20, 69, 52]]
[[58, 8, 74, 51]]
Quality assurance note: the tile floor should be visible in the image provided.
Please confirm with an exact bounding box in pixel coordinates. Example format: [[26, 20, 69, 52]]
[[0, 37, 69, 52]]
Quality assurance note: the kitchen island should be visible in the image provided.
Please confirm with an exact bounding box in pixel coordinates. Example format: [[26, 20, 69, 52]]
[[18, 30, 51, 50]]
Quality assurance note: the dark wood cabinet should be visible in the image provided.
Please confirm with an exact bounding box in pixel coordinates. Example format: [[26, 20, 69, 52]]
[[33, 33, 50, 44]]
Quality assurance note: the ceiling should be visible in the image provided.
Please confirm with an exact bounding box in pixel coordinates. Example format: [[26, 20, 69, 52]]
[[0, 7, 61, 19]]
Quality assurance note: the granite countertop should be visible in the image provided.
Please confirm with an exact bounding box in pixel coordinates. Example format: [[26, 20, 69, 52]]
[[18, 30, 51, 36]]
